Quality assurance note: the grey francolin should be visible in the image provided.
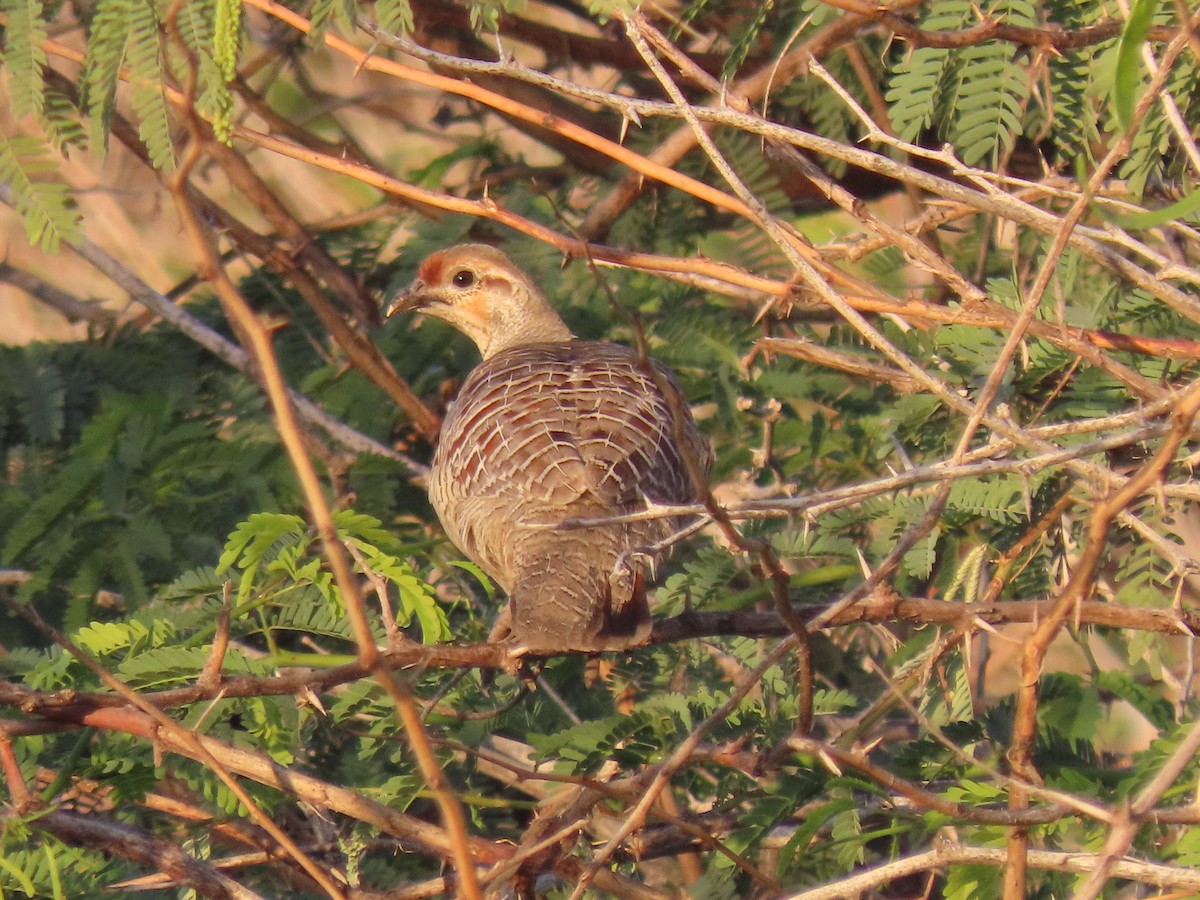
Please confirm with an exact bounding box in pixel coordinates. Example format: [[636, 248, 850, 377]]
[[388, 244, 711, 653]]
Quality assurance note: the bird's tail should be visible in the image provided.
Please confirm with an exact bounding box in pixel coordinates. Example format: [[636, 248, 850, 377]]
[[508, 554, 651, 653]]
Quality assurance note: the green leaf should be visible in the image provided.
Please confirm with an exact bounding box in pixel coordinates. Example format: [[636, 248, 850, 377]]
[[0, 130, 83, 252], [951, 1, 1035, 165], [309, 0, 354, 41], [334, 509, 394, 546], [0, 854, 39, 895], [3, 453, 105, 564], [375, 0, 413, 33], [1112, 188, 1200, 229], [902, 527, 939, 580], [447, 559, 494, 597], [1114, 0, 1160, 130], [80, 0, 133, 153], [944, 865, 1000, 900], [218, 513, 308, 574], [174, 0, 234, 145], [1, 0, 49, 120], [74, 620, 151, 656], [157, 568, 225, 602], [1096, 670, 1175, 731], [41, 89, 88, 155], [127, 0, 175, 170], [884, 2, 971, 141]]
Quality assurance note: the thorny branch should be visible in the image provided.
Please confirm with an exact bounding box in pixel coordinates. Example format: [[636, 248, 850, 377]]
[[6, 0, 1200, 896], [163, 24, 481, 891]]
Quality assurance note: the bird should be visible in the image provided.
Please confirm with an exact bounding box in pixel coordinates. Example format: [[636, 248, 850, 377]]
[[387, 244, 711, 653]]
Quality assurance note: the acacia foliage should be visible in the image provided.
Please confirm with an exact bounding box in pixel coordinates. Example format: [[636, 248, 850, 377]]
[[3, 0, 1200, 897]]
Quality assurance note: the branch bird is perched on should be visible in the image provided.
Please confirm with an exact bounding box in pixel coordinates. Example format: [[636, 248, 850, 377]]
[[388, 244, 711, 653]]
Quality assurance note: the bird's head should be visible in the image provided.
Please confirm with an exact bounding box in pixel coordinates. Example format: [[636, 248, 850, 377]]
[[387, 244, 574, 358]]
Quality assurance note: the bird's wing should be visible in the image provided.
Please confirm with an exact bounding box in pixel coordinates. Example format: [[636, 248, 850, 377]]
[[458, 342, 700, 511], [567, 350, 695, 508], [434, 346, 594, 508], [429, 343, 708, 584]]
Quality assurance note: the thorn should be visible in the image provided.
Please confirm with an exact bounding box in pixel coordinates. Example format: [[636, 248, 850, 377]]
[[817, 748, 842, 775], [353, 41, 378, 78], [855, 547, 873, 579], [972, 616, 999, 636]]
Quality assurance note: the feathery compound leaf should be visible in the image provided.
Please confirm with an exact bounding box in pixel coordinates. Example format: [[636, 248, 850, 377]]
[[80, 0, 134, 154], [1040, 0, 1103, 166], [172, 0, 213, 58], [951, 1, 1035, 165], [886, 47, 953, 142], [127, 0, 175, 169], [74, 620, 151, 657], [375, 0, 413, 34], [218, 512, 308, 575], [0, 130, 82, 252], [884, 2, 972, 142], [902, 527, 939, 580], [309, 0, 355, 42], [1, 0, 49, 120], [2, 399, 129, 562], [1119, 53, 1199, 197], [721, 2, 772, 80], [12, 353, 65, 443], [173, 0, 234, 145], [1047, 50, 1100, 166]]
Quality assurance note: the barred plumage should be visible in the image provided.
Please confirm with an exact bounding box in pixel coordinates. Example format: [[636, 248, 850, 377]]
[[389, 245, 710, 652]]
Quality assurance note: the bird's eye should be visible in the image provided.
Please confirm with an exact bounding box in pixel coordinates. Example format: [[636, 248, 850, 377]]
[[452, 270, 475, 288]]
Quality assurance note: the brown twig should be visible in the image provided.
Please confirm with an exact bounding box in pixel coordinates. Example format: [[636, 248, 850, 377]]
[[28, 699, 502, 861], [857, 3, 1178, 51], [784, 841, 1200, 900], [2, 591, 1199, 725], [0, 184, 428, 480], [198, 580, 234, 689], [568, 638, 798, 898], [1000, 26, 1195, 893], [0, 262, 116, 325], [1, 595, 346, 897], [0, 728, 36, 810], [164, 13, 482, 886], [619, 10, 816, 738], [12, 808, 270, 900], [1074, 714, 1200, 899]]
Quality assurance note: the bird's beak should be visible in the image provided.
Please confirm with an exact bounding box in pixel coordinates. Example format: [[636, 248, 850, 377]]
[[385, 279, 428, 319]]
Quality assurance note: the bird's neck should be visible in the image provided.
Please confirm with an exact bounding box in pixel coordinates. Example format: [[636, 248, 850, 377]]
[[480, 294, 575, 359]]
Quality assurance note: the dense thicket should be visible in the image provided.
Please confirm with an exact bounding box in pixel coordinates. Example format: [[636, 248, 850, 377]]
[[3, 1, 1200, 897]]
